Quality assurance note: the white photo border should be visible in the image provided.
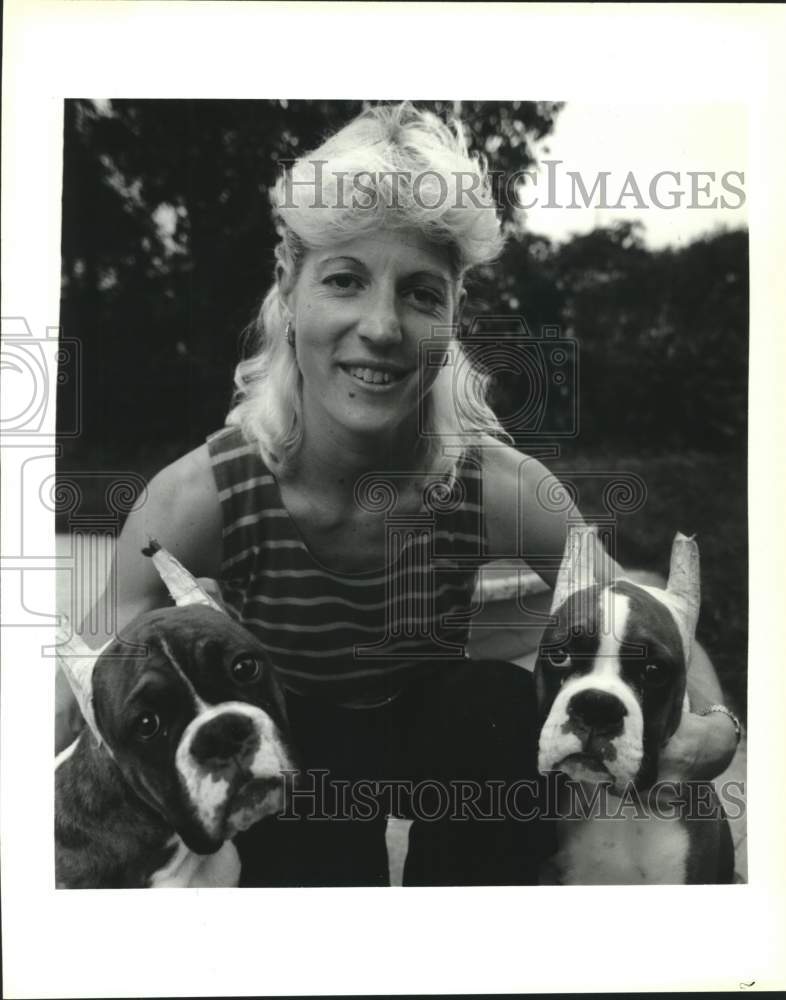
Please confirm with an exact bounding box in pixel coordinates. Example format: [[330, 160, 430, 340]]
[[2, 2, 785, 996]]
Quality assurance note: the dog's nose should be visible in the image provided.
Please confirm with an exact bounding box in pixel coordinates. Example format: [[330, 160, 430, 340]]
[[190, 713, 258, 765], [568, 689, 627, 735]]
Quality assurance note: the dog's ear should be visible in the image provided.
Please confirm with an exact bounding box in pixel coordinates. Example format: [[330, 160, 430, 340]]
[[142, 538, 226, 614], [664, 532, 701, 662], [550, 522, 601, 614], [56, 617, 116, 757]]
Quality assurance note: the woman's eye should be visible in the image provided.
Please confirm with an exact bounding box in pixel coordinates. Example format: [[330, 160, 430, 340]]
[[407, 286, 444, 311], [231, 656, 262, 684], [133, 711, 162, 742], [548, 648, 571, 669], [324, 273, 362, 291]]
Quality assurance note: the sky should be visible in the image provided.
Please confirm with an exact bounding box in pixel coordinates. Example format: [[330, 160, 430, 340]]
[[520, 102, 748, 248]]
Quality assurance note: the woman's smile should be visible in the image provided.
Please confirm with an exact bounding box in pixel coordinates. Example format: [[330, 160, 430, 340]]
[[338, 360, 414, 388]]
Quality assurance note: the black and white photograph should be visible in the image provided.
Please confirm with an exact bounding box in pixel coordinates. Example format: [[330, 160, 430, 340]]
[[51, 95, 748, 890], [2, 3, 785, 997]]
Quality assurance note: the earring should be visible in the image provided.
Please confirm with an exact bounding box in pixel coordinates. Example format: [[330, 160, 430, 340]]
[[285, 321, 295, 348]]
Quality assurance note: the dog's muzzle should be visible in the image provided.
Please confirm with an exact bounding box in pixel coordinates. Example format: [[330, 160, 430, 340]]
[[539, 675, 645, 789], [567, 689, 628, 738], [189, 713, 260, 769], [175, 702, 292, 841]]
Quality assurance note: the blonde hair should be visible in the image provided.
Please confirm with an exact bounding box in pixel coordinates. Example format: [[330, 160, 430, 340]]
[[227, 101, 510, 476]]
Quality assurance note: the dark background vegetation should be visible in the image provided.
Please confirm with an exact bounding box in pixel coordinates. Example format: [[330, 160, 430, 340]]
[[57, 99, 748, 714]]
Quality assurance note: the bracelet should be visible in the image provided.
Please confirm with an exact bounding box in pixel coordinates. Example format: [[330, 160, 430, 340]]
[[700, 704, 742, 743]]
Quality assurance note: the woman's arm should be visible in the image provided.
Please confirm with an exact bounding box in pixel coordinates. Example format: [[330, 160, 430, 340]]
[[481, 442, 739, 781], [657, 642, 739, 781], [481, 443, 582, 589], [55, 443, 223, 749]]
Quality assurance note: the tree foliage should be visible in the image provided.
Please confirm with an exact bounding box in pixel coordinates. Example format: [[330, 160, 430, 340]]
[[466, 221, 748, 452], [59, 99, 746, 469], [60, 98, 562, 465]]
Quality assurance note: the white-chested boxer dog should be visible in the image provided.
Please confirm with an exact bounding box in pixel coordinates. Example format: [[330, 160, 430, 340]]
[[535, 525, 734, 884], [55, 541, 294, 889]]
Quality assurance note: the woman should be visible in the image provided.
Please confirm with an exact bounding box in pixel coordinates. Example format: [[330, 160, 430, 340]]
[[58, 102, 739, 885]]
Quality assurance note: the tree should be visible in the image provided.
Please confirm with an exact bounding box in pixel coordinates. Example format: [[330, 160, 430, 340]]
[[59, 98, 563, 468], [469, 221, 748, 453]]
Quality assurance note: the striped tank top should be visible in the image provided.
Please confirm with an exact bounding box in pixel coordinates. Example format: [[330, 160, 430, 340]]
[[206, 425, 487, 708]]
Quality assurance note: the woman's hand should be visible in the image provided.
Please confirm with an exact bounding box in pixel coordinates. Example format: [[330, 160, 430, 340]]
[[659, 636, 742, 782], [657, 709, 739, 782]]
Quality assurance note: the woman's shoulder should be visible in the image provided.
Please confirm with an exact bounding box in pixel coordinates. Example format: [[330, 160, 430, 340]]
[[204, 423, 273, 491], [151, 441, 223, 519], [205, 423, 254, 459], [149, 439, 219, 507], [475, 435, 555, 493], [119, 440, 224, 581], [150, 425, 271, 518], [125, 427, 278, 580], [475, 436, 579, 574]]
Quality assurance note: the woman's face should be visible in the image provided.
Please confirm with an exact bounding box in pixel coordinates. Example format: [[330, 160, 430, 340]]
[[283, 227, 463, 448]]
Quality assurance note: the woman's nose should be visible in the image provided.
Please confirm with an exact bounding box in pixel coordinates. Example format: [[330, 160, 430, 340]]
[[357, 288, 402, 346]]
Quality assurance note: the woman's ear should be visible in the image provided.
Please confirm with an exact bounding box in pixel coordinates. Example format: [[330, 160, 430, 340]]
[[277, 262, 296, 314]]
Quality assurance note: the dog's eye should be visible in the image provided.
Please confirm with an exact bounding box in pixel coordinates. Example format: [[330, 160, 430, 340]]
[[644, 662, 668, 687], [133, 711, 161, 741], [231, 656, 262, 684], [548, 648, 571, 669]]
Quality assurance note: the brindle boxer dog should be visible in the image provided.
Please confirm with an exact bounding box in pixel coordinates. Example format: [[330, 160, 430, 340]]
[[55, 542, 293, 888]]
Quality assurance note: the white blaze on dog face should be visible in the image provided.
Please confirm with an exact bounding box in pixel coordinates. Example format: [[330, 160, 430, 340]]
[[538, 588, 645, 790], [175, 701, 293, 841]]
